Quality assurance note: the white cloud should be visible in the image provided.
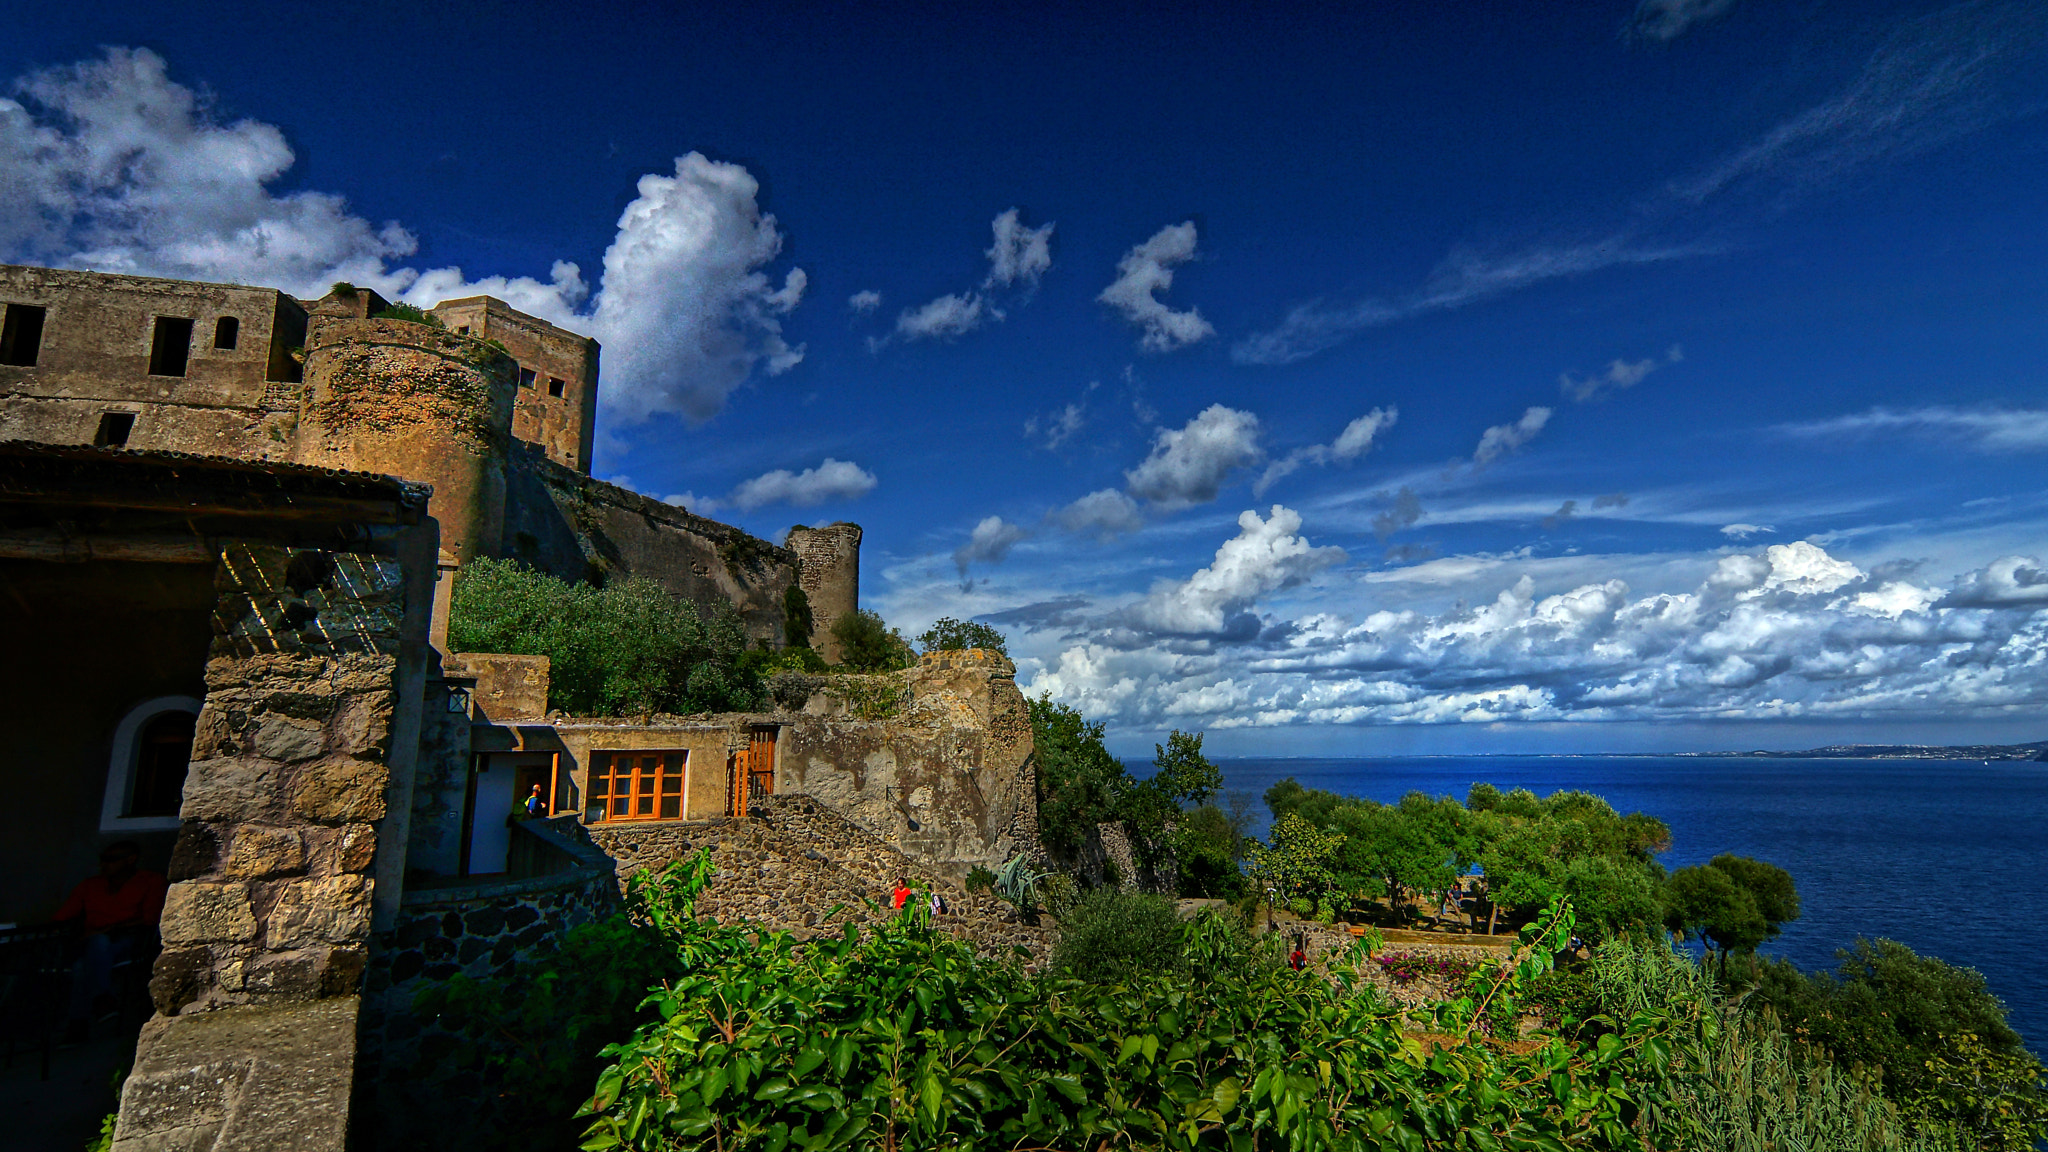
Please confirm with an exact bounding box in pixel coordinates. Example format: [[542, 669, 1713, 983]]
[[1776, 407, 2048, 453], [983, 208, 1053, 289], [1099, 221, 1215, 352], [1253, 407, 1399, 497], [0, 48, 806, 431], [848, 289, 882, 313], [1025, 402, 1085, 450], [1055, 488, 1146, 539], [954, 516, 1029, 579], [1124, 404, 1263, 508], [1560, 346, 1680, 402], [892, 292, 989, 341], [725, 458, 877, 513], [1940, 555, 2048, 608], [1124, 505, 1347, 636], [1018, 539, 2048, 731], [1473, 407, 1552, 465], [588, 154, 806, 425], [1720, 523, 1774, 539], [1631, 0, 1737, 42]]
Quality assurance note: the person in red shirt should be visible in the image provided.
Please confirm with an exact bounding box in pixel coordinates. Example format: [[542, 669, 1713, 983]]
[[890, 877, 912, 911], [55, 840, 166, 1041]]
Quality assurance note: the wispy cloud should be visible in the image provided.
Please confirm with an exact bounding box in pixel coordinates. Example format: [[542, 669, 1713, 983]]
[[1473, 407, 1553, 466], [1631, 0, 1737, 42], [877, 207, 1053, 345], [672, 458, 878, 515], [954, 516, 1029, 583], [1561, 345, 1682, 402], [847, 289, 882, 313], [1233, 2, 2040, 367], [1776, 406, 2048, 452]]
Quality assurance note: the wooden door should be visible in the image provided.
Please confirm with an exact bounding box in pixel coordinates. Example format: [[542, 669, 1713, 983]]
[[747, 727, 777, 806]]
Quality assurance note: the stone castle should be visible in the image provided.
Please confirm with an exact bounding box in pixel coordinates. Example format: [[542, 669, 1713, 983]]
[[0, 264, 1045, 1149]]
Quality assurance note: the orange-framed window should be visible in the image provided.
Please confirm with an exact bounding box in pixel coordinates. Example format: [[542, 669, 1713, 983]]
[[586, 750, 688, 821]]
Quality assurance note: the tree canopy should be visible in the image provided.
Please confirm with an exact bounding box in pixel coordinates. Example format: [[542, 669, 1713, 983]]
[[447, 558, 757, 716], [914, 617, 1008, 656]]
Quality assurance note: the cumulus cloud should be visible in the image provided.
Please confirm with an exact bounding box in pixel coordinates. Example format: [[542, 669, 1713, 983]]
[[892, 292, 988, 341], [1631, 0, 1737, 41], [1776, 406, 2048, 453], [1373, 486, 1424, 542], [1720, 523, 1774, 539], [1560, 345, 1681, 402], [1254, 406, 1400, 497], [1940, 556, 2048, 608], [983, 208, 1054, 289], [0, 48, 806, 431], [848, 289, 882, 313], [1099, 222, 1215, 352], [1123, 506, 1347, 636], [954, 516, 1029, 581], [1473, 407, 1553, 465], [1055, 489, 1145, 539], [1025, 403, 1085, 450], [722, 458, 877, 513], [1021, 539, 2048, 731], [1124, 405, 1263, 508]]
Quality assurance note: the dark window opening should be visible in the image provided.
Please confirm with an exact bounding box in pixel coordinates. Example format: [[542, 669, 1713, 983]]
[[457, 325, 470, 335], [548, 376, 566, 397], [0, 303, 47, 366], [518, 366, 537, 388], [213, 316, 240, 349], [95, 412, 136, 447], [131, 710, 196, 817], [148, 316, 194, 377]]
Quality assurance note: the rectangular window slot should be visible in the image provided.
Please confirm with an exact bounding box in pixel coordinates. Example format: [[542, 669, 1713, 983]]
[[457, 325, 470, 335], [95, 412, 136, 447], [0, 303, 47, 367], [518, 366, 536, 388], [548, 376, 566, 397], [148, 317, 194, 377], [214, 316, 240, 349]]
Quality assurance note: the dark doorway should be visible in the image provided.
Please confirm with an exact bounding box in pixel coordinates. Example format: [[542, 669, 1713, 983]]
[[147, 318, 193, 378]]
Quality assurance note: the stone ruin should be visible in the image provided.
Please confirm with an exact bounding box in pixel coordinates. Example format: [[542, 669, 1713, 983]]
[[0, 264, 1046, 1149]]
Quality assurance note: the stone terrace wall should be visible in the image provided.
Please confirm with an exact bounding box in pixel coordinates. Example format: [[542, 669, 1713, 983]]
[[585, 795, 1054, 965]]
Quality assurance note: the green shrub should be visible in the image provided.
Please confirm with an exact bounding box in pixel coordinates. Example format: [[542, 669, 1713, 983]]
[[1051, 887, 1184, 985], [828, 609, 913, 671], [372, 301, 446, 328], [447, 558, 759, 715], [914, 616, 1007, 656], [781, 584, 813, 648], [963, 866, 996, 894]]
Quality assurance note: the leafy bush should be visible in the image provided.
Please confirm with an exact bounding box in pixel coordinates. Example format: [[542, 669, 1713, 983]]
[[447, 558, 759, 715], [828, 609, 913, 671], [1662, 854, 1799, 962], [372, 301, 446, 328], [579, 897, 1699, 1152], [1026, 694, 1131, 859], [914, 616, 1008, 656], [1050, 887, 1185, 984]]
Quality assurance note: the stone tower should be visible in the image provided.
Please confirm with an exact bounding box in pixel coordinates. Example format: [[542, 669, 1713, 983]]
[[786, 523, 862, 662]]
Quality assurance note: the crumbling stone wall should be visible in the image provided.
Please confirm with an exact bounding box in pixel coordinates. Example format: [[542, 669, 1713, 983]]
[[785, 523, 861, 661], [779, 649, 1037, 875], [584, 795, 1055, 964]]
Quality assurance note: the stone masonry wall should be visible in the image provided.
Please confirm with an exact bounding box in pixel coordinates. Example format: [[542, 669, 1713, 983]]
[[150, 543, 406, 1015], [585, 795, 1054, 965]]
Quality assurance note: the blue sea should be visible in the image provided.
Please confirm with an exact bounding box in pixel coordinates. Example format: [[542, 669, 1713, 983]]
[[1186, 755, 2047, 1056]]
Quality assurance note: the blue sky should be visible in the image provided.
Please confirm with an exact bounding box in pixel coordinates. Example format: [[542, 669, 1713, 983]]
[[7, 0, 2047, 753]]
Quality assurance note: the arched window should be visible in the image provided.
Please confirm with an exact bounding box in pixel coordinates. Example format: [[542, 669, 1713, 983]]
[[214, 316, 240, 350], [101, 696, 202, 831]]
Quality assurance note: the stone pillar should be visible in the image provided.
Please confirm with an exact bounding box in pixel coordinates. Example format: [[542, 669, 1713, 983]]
[[786, 523, 861, 663], [114, 541, 410, 1150]]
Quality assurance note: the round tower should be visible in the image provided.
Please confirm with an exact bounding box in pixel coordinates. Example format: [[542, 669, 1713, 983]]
[[293, 317, 516, 565], [786, 523, 862, 663]]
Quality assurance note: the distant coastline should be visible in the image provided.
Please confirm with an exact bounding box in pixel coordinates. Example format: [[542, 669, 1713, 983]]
[[1677, 740, 2048, 761]]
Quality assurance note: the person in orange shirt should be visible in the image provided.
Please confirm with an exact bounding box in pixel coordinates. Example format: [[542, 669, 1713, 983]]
[[54, 840, 166, 1042]]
